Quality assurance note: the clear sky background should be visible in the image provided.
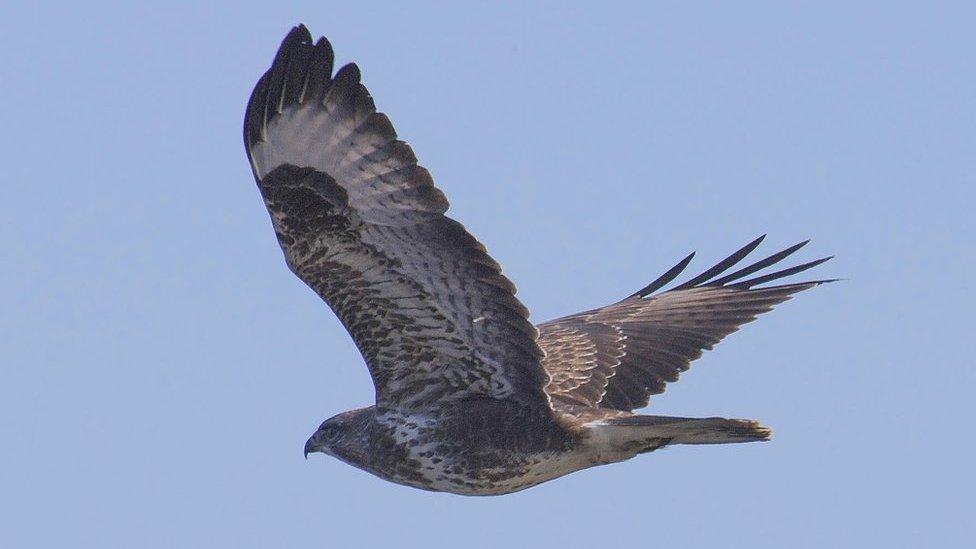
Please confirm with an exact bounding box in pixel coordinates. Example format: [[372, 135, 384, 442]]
[[3, 1, 973, 547]]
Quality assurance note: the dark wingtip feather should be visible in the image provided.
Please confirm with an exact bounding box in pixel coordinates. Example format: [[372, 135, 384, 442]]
[[334, 62, 362, 83], [245, 30, 307, 149], [708, 239, 810, 287], [258, 27, 310, 145], [301, 37, 335, 102], [628, 251, 696, 299], [243, 72, 270, 149], [671, 235, 766, 291], [631, 237, 834, 298], [282, 25, 313, 47], [245, 25, 338, 152], [729, 256, 834, 289], [281, 39, 314, 109]]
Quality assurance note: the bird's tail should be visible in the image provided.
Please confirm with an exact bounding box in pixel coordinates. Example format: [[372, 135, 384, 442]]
[[599, 414, 772, 449]]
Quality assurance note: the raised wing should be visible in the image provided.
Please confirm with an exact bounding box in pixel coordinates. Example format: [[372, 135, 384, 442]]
[[539, 236, 833, 411], [245, 26, 547, 411]]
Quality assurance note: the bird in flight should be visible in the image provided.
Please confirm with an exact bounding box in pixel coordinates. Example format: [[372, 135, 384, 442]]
[[244, 25, 833, 496]]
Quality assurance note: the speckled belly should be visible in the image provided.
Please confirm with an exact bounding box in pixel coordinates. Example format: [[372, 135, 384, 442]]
[[393, 445, 595, 496], [364, 407, 592, 495]]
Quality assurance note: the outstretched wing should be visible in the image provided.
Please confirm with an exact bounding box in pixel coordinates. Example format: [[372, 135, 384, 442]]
[[245, 26, 547, 411], [538, 236, 833, 411]]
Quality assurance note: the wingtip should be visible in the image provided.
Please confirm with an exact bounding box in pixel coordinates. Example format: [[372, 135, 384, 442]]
[[627, 250, 697, 299], [335, 62, 362, 82], [728, 254, 835, 289], [671, 236, 766, 291], [291, 23, 312, 41], [631, 237, 836, 294], [791, 239, 812, 252], [281, 24, 312, 49]]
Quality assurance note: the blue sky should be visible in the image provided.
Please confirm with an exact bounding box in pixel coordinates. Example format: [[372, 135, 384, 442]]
[[3, 1, 973, 547]]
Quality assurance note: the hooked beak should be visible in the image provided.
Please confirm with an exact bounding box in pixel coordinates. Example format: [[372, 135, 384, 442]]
[[304, 437, 315, 460]]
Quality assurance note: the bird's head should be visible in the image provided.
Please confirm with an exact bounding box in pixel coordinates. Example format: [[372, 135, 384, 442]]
[[304, 407, 372, 461]]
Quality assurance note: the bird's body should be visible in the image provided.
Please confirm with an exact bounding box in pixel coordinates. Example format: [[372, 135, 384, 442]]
[[307, 402, 756, 495], [318, 403, 580, 495], [245, 25, 832, 496]]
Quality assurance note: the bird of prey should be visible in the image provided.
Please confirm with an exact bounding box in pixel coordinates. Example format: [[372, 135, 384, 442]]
[[244, 25, 833, 496]]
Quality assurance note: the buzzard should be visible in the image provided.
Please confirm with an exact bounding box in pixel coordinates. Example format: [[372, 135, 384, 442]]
[[244, 25, 833, 496]]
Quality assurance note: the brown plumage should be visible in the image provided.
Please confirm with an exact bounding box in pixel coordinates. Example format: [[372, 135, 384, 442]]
[[541, 236, 833, 411], [244, 25, 833, 495]]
